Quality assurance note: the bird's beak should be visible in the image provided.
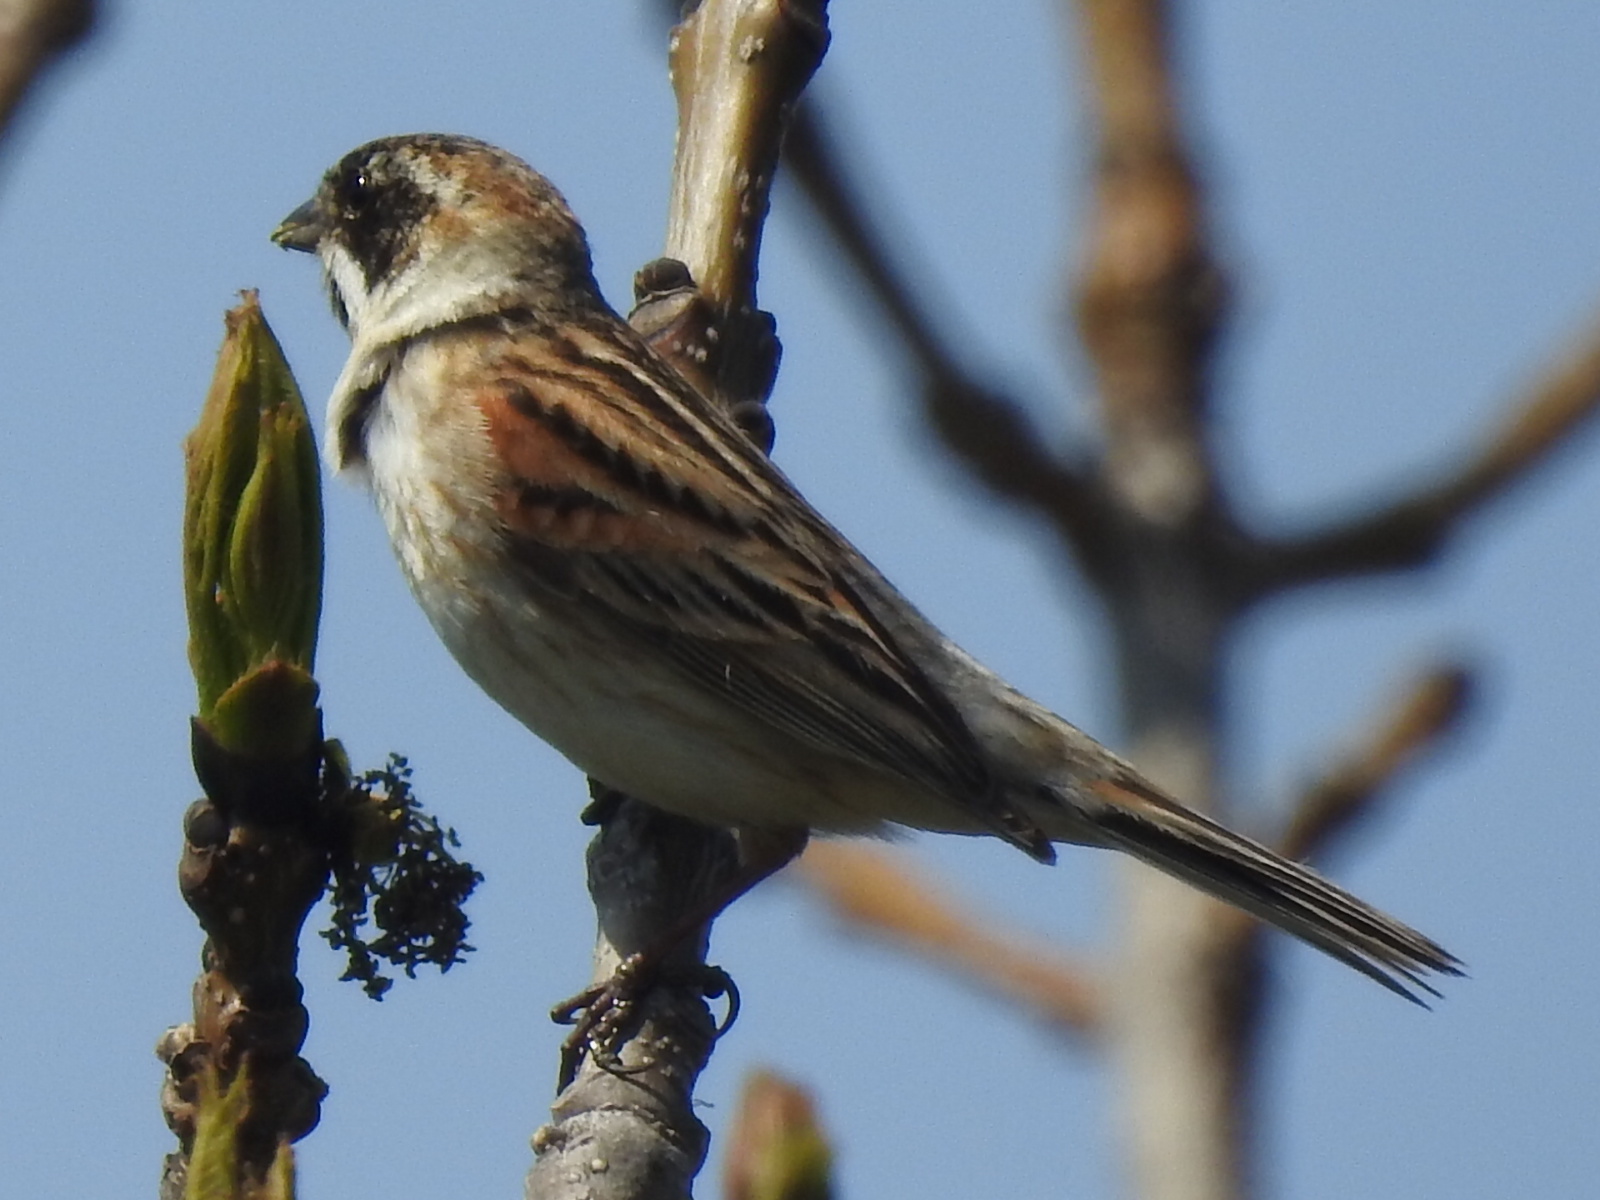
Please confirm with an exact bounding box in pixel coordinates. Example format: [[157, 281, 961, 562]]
[[271, 198, 326, 253]]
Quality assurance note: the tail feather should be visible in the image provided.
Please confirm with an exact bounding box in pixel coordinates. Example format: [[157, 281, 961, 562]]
[[1082, 778, 1463, 1003]]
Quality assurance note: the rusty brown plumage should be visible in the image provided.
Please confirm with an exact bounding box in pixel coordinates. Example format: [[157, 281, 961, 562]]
[[274, 133, 1461, 1000]]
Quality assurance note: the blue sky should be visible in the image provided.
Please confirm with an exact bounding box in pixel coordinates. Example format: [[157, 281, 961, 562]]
[[2, 4, 1597, 1198]]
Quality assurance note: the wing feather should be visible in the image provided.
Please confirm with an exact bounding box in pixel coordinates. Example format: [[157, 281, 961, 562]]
[[456, 315, 1050, 854]]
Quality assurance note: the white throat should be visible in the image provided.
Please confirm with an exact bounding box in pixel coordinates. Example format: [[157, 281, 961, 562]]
[[318, 238, 536, 475]]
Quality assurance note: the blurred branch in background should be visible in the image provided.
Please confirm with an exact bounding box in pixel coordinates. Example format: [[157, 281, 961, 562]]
[[1276, 664, 1475, 865], [797, 842, 1102, 1039], [1249, 314, 1600, 595], [738, 2, 1600, 1199], [0, 0, 94, 146], [779, 101, 1114, 569]]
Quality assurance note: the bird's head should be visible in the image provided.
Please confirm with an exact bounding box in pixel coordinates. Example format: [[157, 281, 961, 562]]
[[272, 133, 599, 344]]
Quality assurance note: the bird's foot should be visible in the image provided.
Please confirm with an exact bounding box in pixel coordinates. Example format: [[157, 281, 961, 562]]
[[551, 957, 740, 1090]]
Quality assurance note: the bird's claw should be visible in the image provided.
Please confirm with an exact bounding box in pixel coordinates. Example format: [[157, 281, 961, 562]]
[[551, 958, 741, 1090]]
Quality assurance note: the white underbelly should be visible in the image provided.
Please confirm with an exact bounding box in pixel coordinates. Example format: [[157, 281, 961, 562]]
[[409, 565, 930, 836], [357, 396, 968, 838]]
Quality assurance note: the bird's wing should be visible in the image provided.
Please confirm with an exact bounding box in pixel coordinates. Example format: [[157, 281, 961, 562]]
[[460, 315, 1052, 859]]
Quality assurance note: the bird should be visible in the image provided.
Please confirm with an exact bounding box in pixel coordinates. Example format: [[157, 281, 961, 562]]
[[272, 133, 1459, 1002]]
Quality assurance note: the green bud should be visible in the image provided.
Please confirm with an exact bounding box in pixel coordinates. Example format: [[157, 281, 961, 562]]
[[184, 1065, 249, 1200], [184, 293, 323, 757], [728, 1073, 835, 1200], [184, 1063, 298, 1200]]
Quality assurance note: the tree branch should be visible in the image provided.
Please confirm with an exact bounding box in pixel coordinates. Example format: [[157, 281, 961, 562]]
[[1251, 310, 1600, 594], [1070, 0, 1228, 530], [794, 843, 1101, 1039], [0, 0, 93, 144], [663, 0, 827, 318], [778, 101, 1114, 569], [530, 5, 830, 1196], [1276, 664, 1474, 865], [528, 798, 739, 1200], [662, 0, 828, 413], [1063, 5, 1256, 1200]]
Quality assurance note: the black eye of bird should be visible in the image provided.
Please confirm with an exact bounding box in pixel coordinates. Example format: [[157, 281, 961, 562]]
[[325, 145, 432, 286], [337, 164, 376, 217]]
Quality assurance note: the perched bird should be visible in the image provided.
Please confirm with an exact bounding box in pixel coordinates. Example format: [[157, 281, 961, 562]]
[[273, 133, 1458, 1000]]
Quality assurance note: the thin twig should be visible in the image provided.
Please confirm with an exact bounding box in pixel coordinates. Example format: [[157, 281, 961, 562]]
[[795, 843, 1102, 1038], [1251, 313, 1600, 594], [779, 102, 1113, 568], [1277, 665, 1474, 864]]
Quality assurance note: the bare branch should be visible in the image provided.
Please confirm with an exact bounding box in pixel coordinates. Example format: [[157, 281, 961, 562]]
[[528, 799, 737, 1200], [662, 0, 829, 411], [664, 0, 828, 317], [0, 0, 93, 143], [794, 842, 1102, 1039], [780, 104, 1113, 563], [1070, 0, 1229, 529], [1278, 665, 1474, 864], [1252, 311, 1600, 593], [532, 5, 831, 1196]]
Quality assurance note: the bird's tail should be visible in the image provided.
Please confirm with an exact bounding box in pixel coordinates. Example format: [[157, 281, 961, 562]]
[[1059, 771, 1462, 1002]]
